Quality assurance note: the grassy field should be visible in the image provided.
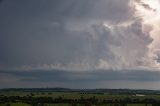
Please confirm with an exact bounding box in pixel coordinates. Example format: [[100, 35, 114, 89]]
[[1, 91, 160, 100], [0, 90, 159, 106]]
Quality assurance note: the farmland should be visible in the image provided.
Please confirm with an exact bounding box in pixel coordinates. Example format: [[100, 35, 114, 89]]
[[0, 88, 160, 106]]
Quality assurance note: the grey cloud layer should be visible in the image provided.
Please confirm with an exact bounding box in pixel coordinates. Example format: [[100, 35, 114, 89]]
[[0, 0, 158, 89], [1, 69, 160, 89], [0, 0, 142, 70]]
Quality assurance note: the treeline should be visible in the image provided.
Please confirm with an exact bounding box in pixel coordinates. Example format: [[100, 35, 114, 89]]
[[0, 95, 160, 106], [1, 88, 160, 95]]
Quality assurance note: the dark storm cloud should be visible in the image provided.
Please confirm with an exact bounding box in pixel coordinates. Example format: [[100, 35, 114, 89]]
[[0, 0, 3, 4], [1, 69, 160, 82], [0, 0, 135, 69], [0, 20, 152, 70], [1, 69, 160, 89], [52, 0, 133, 22], [0, 0, 159, 89]]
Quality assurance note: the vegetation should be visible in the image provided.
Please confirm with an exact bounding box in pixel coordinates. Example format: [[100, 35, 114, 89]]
[[0, 88, 160, 106]]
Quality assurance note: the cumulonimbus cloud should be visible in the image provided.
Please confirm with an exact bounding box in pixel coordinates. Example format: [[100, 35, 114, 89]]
[[0, 0, 159, 71]]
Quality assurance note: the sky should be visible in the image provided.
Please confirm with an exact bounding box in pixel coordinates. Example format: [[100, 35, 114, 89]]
[[1, 0, 160, 89]]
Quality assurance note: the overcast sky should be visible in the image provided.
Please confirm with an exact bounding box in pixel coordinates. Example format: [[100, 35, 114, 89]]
[[1, 0, 160, 89]]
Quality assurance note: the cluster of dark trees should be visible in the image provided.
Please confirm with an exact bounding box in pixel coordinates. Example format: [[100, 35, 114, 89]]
[[0, 95, 160, 106]]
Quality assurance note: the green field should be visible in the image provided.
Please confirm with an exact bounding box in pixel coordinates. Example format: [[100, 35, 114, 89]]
[[0, 89, 159, 106]]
